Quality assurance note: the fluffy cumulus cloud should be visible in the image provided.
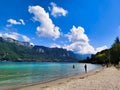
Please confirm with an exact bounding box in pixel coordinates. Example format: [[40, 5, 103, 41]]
[[28, 6, 60, 39], [64, 26, 107, 54], [0, 32, 30, 42], [50, 2, 68, 17], [66, 26, 89, 43], [7, 19, 25, 27]]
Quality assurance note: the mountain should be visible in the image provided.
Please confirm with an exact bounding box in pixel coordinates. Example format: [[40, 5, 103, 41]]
[[0, 37, 77, 62], [73, 53, 91, 60]]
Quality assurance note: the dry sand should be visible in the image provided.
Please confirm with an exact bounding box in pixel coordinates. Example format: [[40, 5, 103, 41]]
[[16, 67, 120, 90]]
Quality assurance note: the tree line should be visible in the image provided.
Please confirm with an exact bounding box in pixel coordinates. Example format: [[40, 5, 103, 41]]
[[80, 37, 120, 65]]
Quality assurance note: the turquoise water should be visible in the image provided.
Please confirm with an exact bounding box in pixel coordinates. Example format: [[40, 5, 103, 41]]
[[0, 62, 102, 90]]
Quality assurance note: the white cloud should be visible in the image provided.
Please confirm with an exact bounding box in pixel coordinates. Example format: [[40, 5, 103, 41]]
[[2, 32, 19, 40], [50, 2, 68, 17], [0, 32, 30, 42], [66, 26, 89, 43], [22, 35, 30, 42], [28, 5, 61, 39], [96, 45, 108, 53], [0, 33, 3, 37], [19, 19, 25, 25], [50, 43, 61, 48], [64, 26, 107, 54], [64, 42, 95, 54], [7, 19, 25, 27], [30, 43, 34, 46]]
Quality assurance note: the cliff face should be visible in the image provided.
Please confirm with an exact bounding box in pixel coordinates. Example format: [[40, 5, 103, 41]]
[[0, 37, 77, 62], [2, 37, 33, 48]]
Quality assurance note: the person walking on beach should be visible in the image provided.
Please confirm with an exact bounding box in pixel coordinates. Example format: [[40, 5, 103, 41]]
[[84, 64, 87, 73]]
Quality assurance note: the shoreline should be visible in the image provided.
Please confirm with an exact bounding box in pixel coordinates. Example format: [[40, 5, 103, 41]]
[[11, 67, 104, 90]]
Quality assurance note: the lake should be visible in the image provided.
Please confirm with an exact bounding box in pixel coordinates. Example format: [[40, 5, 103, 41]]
[[0, 62, 102, 90]]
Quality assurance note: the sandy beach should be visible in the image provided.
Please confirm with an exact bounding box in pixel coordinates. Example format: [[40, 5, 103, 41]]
[[15, 66, 120, 90]]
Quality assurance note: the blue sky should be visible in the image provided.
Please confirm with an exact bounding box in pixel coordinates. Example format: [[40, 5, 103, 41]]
[[0, 0, 120, 54]]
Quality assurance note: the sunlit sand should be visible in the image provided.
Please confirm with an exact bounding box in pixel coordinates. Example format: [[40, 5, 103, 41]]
[[16, 67, 120, 90]]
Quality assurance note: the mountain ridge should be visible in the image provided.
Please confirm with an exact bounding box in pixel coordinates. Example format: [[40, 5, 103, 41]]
[[0, 37, 78, 62]]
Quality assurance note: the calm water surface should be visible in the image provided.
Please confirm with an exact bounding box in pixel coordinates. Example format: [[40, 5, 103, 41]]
[[0, 62, 102, 90]]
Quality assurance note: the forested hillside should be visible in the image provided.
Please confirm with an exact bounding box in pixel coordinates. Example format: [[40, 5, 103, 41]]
[[0, 37, 77, 62]]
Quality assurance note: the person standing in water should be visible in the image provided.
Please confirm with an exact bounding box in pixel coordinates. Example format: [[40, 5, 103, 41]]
[[73, 65, 75, 69], [84, 64, 87, 73]]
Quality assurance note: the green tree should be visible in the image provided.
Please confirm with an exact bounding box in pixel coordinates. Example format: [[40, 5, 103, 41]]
[[110, 37, 120, 64]]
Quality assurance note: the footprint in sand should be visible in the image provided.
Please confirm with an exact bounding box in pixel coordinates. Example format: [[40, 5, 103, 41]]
[[79, 77, 85, 79], [41, 86, 49, 88]]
